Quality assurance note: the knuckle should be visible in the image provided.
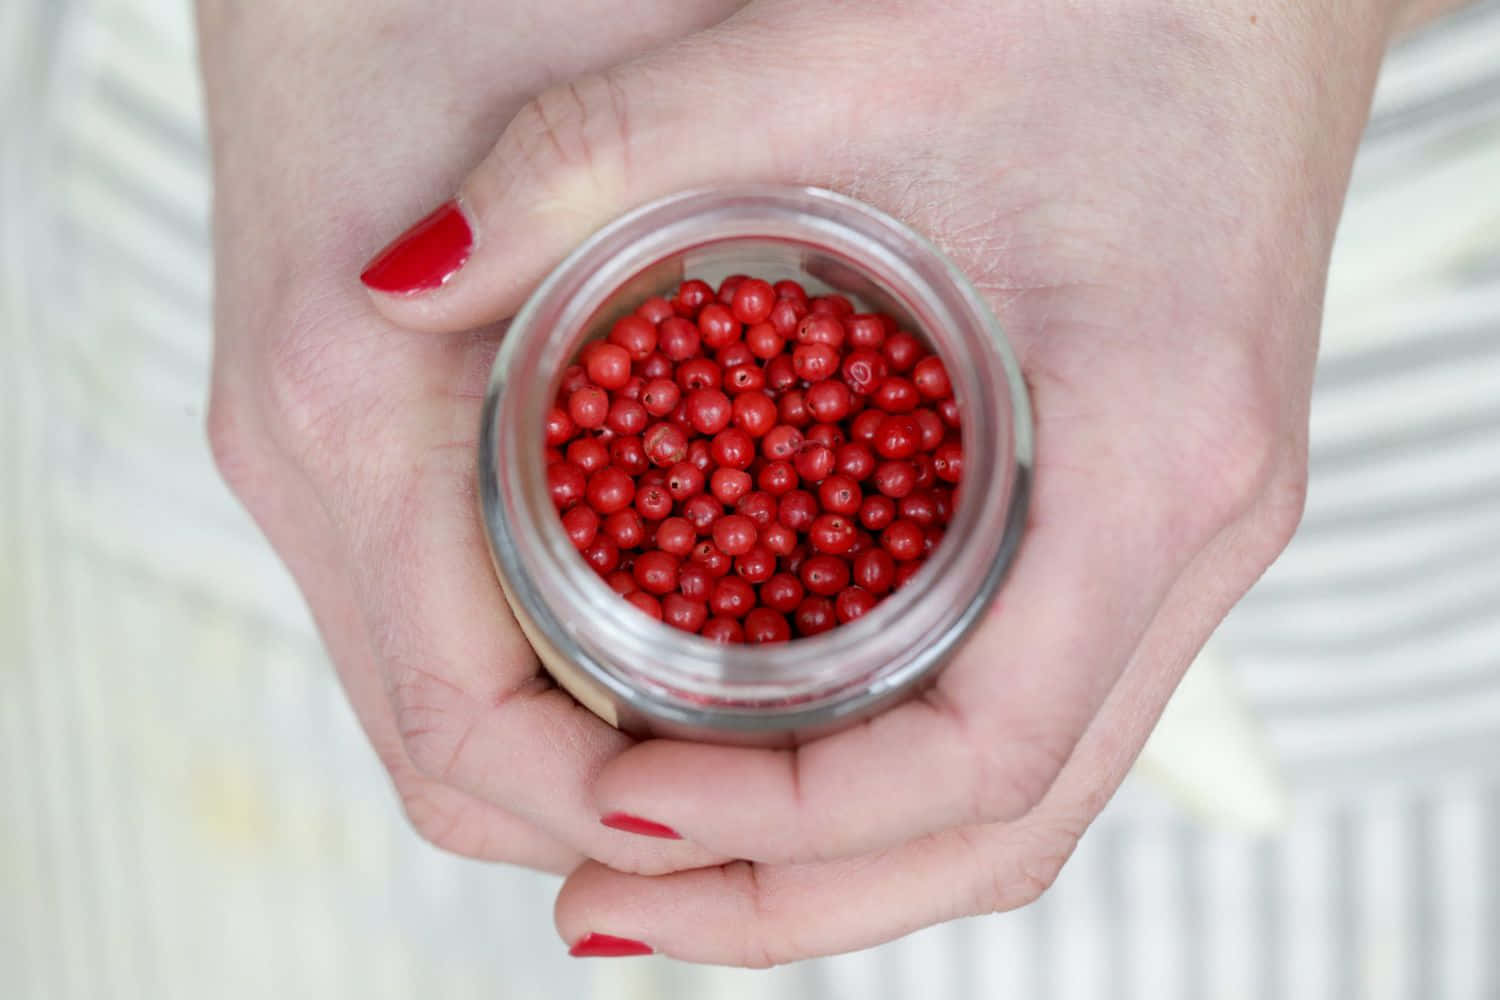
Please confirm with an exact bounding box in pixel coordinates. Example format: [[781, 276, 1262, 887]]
[[491, 73, 634, 205], [205, 384, 265, 499], [388, 661, 478, 781], [724, 861, 790, 969], [964, 820, 1083, 915]]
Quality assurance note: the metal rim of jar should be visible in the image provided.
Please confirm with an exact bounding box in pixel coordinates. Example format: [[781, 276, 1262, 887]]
[[478, 185, 1033, 742]]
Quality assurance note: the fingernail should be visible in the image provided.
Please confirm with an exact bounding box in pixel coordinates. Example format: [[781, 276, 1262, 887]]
[[569, 933, 654, 958], [359, 200, 472, 294], [601, 811, 682, 839]]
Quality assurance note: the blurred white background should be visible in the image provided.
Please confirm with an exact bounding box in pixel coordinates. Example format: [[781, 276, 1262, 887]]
[[4, 1, 1500, 997]]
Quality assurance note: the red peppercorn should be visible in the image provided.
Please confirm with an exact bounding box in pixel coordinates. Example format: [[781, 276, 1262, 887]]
[[911, 356, 951, 400], [805, 423, 846, 450], [735, 490, 778, 528], [874, 377, 920, 414], [792, 342, 839, 382], [725, 362, 766, 394], [933, 442, 963, 483], [582, 537, 620, 574], [894, 561, 923, 588], [793, 596, 837, 636], [662, 593, 708, 633], [560, 364, 590, 394], [746, 321, 784, 360], [760, 572, 805, 613], [634, 482, 673, 521], [655, 517, 695, 555], [697, 303, 741, 349], [899, 491, 940, 527], [910, 453, 936, 490], [858, 493, 897, 531], [806, 380, 853, 423], [796, 314, 846, 348], [665, 461, 704, 499], [768, 297, 805, 338], [778, 490, 818, 531], [850, 409, 884, 444], [761, 522, 797, 556], [623, 591, 662, 620], [585, 466, 635, 515], [808, 513, 858, 555], [700, 617, 745, 643], [717, 341, 755, 370], [709, 428, 755, 470], [604, 569, 637, 595], [604, 509, 646, 549], [568, 386, 609, 429], [801, 553, 852, 595], [763, 353, 798, 392], [560, 505, 598, 549], [635, 296, 674, 326], [716, 274, 747, 305], [735, 546, 777, 584], [882, 331, 922, 372], [640, 378, 681, 417], [633, 550, 680, 595], [685, 388, 732, 435], [835, 586, 877, 623], [677, 357, 721, 391], [690, 540, 733, 578], [812, 293, 854, 317], [566, 436, 609, 473], [677, 561, 713, 601], [548, 461, 587, 510], [732, 391, 778, 437], [681, 493, 723, 532], [817, 475, 862, 516], [639, 352, 674, 380], [852, 548, 896, 594], [545, 406, 576, 447], [585, 343, 632, 390], [610, 315, 660, 360], [609, 435, 649, 477], [710, 575, 757, 618], [873, 460, 916, 498], [658, 316, 702, 361], [841, 348, 889, 396], [881, 519, 925, 561], [686, 439, 713, 473], [913, 409, 945, 451], [834, 441, 876, 481], [874, 415, 923, 460], [937, 396, 962, 429], [709, 467, 752, 504], [675, 278, 713, 315], [845, 314, 887, 350], [606, 397, 648, 436], [794, 444, 835, 484], [730, 278, 775, 325], [777, 390, 812, 428], [711, 513, 758, 556], [761, 424, 804, 462], [757, 460, 799, 496], [744, 606, 791, 643]]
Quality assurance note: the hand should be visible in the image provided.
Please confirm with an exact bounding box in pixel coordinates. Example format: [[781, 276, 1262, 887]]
[[358, 0, 1403, 963], [198, 0, 749, 875]]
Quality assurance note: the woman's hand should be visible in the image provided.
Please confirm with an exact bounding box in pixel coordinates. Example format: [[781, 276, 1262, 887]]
[[197, 0, 750, 876], [354, 0, 1398, 962]]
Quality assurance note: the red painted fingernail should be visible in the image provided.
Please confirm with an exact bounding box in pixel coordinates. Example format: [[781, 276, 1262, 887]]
[[569, 933, 654, 958], [359, 200, 472, 294], [601, 811, 682, 839]]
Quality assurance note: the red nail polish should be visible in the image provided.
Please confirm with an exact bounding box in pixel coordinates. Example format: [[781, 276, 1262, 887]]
[[569, 933, 654, 958], [601, 812, 682, 839], [360, 200, 472, 294]]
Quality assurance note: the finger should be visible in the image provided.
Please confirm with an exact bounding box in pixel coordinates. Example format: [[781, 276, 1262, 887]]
[[359, 4, 908, 330], [555, 487, 1303, 963], [299, 324, 726, 876], [589, 352, 1283, 864], [210, 384, 578, 874]]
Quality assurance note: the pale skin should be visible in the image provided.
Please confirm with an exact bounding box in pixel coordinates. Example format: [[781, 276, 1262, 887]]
[[198, 0, 1463, 966]]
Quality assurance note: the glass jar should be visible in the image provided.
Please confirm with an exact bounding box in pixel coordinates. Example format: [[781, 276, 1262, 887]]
[[478, 186, 1031, 745]]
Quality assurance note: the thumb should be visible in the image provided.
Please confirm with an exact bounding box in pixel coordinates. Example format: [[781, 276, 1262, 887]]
[[357, 19, 870, 332]]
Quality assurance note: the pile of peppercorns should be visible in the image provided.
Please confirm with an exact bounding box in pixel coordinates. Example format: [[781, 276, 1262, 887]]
[[545, 275, 963, 644]]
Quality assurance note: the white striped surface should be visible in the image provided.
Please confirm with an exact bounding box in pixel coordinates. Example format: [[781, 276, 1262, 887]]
[[3, 0, 1499, 997]]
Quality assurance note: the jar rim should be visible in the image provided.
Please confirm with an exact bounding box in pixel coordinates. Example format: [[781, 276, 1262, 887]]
[[479, 185, 1032, 736]]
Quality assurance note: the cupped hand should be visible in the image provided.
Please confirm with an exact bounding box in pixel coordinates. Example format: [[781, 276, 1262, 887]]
[[355, 0, 1403, 963], [197, 0, 750, 876]]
